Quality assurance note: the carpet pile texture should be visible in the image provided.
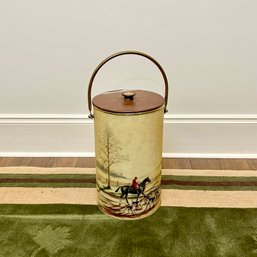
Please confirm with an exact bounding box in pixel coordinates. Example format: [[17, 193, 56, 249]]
[[1, 167, 257, 257]]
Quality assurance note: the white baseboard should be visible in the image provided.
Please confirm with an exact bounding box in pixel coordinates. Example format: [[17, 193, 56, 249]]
[[162, 153, 257, 159], [0, 114, 257, 158], [1, 114, 257, 124]]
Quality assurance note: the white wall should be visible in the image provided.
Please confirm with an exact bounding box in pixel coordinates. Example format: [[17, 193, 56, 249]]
[[0, 0, 257, 157]]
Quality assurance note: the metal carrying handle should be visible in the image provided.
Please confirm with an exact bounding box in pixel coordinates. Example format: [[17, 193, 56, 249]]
[[87, 50, 169, 118]]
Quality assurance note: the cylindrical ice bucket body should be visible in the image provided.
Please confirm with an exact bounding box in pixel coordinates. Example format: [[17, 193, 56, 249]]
[[94, 105, 164, 219]]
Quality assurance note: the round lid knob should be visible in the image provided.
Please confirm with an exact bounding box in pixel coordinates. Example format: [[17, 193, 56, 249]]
[[122, 91, 136, 100]]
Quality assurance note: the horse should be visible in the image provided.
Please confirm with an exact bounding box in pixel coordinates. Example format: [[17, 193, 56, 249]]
[[115, 177, 151, 205]]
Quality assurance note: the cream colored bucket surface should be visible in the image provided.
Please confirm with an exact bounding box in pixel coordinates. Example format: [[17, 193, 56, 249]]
[[94, 107, 164, 219]]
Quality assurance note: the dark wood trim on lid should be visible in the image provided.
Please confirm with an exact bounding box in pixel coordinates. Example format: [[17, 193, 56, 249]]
[[92, 90, 165, 114]]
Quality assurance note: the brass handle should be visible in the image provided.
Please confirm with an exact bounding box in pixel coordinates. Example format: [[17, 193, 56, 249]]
[[87, 50, 169, 118]]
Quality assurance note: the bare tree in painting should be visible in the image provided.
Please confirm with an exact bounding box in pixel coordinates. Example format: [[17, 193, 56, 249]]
[[96, 126, 128, 189]]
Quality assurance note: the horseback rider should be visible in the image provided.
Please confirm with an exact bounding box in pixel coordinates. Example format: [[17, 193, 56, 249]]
[[115, 177, 151, 205], [132, 177, 138, 190]]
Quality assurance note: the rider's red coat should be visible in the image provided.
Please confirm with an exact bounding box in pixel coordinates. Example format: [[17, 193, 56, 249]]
[[132, 179, 138, 188]]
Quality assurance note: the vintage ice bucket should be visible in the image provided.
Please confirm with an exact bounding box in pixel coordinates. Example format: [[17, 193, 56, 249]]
[[87, 50, 169, 219]]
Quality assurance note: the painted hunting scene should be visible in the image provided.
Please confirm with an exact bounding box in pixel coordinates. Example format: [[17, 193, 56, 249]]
[[95, 126, 162, 219]]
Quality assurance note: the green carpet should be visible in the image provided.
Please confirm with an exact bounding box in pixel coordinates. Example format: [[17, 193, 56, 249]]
[[2, 168, 257, 256], [1, 204, 257, 257]]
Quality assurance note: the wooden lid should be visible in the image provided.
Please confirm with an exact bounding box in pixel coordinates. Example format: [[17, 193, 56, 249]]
[[92, 90, 165, 114]]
